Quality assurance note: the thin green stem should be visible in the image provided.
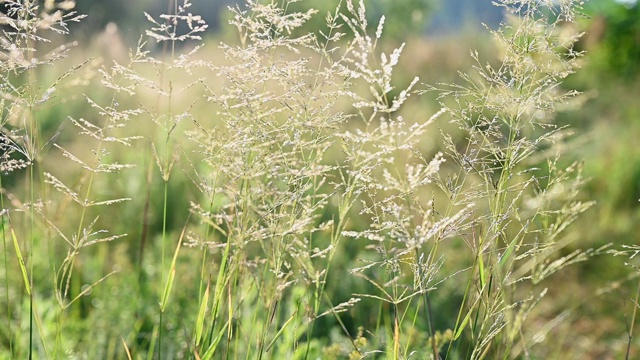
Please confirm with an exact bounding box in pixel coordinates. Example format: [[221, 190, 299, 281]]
[[626, 279, 640, 360], [156, 2, 178, 355], [158, 180, 169, 359], [28, 155, 34, 360], [0, 177, 12, 357]]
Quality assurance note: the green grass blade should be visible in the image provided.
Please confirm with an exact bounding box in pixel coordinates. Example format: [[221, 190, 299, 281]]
[[478, 254, 486, 289], [453, 306, 472, 341], [160, 224, 187, 312], [147, 325, 158, 360], [499, 237, 518, 269], [195, 281, 211, 346], [160, 268, 175, 313], [206, 238, 232, 344], [121, 336, 133, 360], [201, 321, 229, 360], [265, 309, 298, 352], [32, 304, 50, 358], [11, 228, 31, 295]]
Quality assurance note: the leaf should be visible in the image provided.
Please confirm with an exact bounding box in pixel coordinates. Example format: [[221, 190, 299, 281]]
[[478, 254, 486, 289], [453, 309, 472, 341], [160, 222, 187, 312], [63, 271, 117, 309], [11, 228, 31, 295], [121, 337, 133, 360], [201, 322, 229, 360], [265, 309, 298, 352], [499, 237, 518, 269], [195, 280, 210, 346]]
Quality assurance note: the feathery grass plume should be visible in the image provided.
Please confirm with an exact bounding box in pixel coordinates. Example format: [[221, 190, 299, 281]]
[[0, 1, 91, 357], [139, 1, 211, 356], [187, 1, 348, 356], [182, 0, 448, 356], [335, 0, 474, 357], [92, 0, 212, 356], [424, 0, 605, 358], [0, 0, 84, 168]]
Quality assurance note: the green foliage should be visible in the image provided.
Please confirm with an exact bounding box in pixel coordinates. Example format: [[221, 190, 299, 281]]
[[583, 0, 640, 79], [286, 0, 432, 41]]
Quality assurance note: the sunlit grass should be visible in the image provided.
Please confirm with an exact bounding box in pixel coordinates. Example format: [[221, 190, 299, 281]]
[[0, 0, 638, 359]]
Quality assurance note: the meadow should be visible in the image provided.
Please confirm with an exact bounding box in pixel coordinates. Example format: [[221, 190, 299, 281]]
[[1, 0, 639, 359]]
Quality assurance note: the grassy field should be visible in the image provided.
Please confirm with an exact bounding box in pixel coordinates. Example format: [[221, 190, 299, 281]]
[[1, 0, 639, 359]]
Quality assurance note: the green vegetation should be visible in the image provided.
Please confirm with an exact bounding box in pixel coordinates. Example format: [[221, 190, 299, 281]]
[[0, 0, 639, 359]]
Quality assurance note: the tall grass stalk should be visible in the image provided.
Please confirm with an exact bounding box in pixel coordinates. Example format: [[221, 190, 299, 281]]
[[1, 1, 86, 357], [0, 177, 11, 357], [141, 0, 208, 356], [627, 280, 640, 360], [428, 2, 606, 358], [617, 243, 640, 359]]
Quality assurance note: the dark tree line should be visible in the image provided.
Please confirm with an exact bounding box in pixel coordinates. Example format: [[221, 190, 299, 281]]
[[1, 0, 514, 42], [72, 0, 234, 40]]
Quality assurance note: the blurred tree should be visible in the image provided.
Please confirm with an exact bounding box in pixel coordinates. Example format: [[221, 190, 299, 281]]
[[72, 0, 234, 41], [427, 0, 502, 34], [23, 0, 510, 43], [286, 0, 434, 41], [68, 0, 431, 42], [73, 0, 153, 36], [365, 0, 433, 38], [583, 0, 640, 80]]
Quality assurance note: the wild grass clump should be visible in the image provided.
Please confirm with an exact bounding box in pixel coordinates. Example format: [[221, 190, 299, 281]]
[[0, 0, 622, 359]]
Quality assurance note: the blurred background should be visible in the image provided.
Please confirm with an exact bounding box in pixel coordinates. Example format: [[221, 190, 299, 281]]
[[2, 0, 639, 358], [66, 0, 637, 39], [70, 0, 503, 41]]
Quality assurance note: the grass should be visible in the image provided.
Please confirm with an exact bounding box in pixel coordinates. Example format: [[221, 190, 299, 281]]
[[0, 0, 638, 359]]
